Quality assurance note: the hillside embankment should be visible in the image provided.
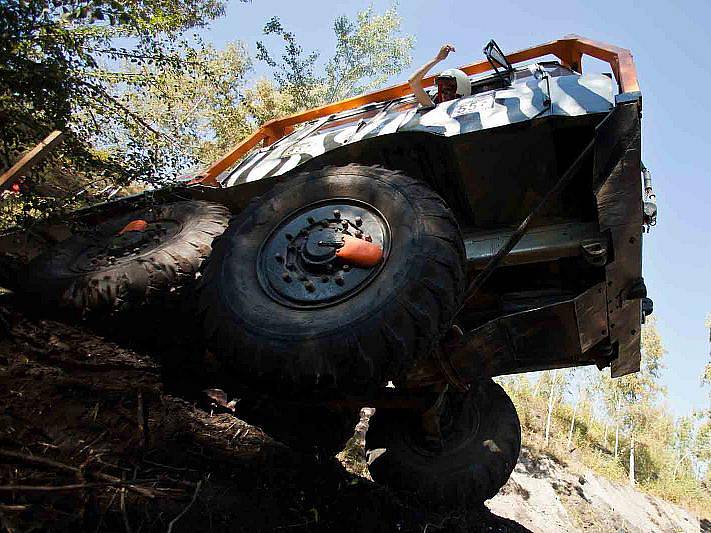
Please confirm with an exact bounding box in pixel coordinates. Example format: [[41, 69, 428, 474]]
[[0, 300, 706, 532], [488, 447, 704, 532]]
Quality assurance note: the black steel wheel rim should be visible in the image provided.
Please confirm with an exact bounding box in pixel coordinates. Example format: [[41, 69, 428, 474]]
[[257, 198, 391, 309], [69, 218, 180, 273]]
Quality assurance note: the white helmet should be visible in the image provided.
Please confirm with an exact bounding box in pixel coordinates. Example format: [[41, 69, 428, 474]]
[[436, 68, 471, 97]]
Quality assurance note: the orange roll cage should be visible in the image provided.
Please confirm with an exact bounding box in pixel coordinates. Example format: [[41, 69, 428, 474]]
[[198, 34, 639, 186]]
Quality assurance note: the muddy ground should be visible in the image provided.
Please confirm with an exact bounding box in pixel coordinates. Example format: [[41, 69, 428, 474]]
[[0, 298, 530, 532]]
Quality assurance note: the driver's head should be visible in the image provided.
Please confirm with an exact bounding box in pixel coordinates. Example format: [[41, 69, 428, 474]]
[[435, 69, 471, 103]]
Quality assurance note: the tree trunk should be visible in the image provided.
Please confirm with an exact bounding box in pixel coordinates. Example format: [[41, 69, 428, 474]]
[[629, 432, 635, 485], [603, 421, 608, 446], [567, 389, 579, 448], [614, 397, 621, 460], [533, 374, 542, 398], [544, 370, 557, 447]]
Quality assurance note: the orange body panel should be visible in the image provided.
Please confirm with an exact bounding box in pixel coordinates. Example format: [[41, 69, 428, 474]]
[[198, 35, 639, 186], [336, 235, 383, 268]]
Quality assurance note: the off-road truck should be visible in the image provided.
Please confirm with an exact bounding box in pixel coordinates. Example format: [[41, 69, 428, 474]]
[[0, 35, 656, 507]]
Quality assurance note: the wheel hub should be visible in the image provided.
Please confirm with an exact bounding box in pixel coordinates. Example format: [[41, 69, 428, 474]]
[[70, 218, 179, 272], [257, 199, 390, 308]]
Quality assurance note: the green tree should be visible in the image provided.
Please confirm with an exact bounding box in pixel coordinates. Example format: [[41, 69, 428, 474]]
[[0, 0, 235, 225], [596, 317, 665, 481], [114, 5, 414, 175], [256, 6, 413, 113]]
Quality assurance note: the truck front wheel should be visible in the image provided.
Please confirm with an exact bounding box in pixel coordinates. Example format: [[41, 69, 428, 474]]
[[197, 164, 466, 391]]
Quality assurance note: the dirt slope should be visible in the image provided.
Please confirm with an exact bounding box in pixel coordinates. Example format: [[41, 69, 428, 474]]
[[487, 447, 702, 532], [0, 301, 704, 532], [0, 302, 526, 532]]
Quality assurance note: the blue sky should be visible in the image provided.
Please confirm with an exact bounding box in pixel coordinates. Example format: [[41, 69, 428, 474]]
[[202, 0, 710, 415]]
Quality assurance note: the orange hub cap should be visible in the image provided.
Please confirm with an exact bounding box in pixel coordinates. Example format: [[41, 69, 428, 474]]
[[335, 234, 383, 268], [118, 219, 149, 235]]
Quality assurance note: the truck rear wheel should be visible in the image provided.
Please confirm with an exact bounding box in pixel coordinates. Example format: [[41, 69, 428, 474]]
[[197, 164, 466, 390], [24, 201, 229, 317], [365, 380, 521, 508]]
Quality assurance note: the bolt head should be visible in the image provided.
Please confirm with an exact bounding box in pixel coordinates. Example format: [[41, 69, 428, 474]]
[[307, 216, 316, 224], [275, 253, 284, 263], [335, 275, 345, 286], [321, 220, 330, 228], [282, 272, 292, 282], [305, 280, 316, 292], [333, 210, 341, 219], [364, 235, 372, 242], [285, 233, 293, 241], [355, 217, 363, 226], [342, 264, 350, 271]]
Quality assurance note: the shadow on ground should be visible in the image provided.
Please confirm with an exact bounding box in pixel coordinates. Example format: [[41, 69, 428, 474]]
[[0, 300, 530, 532]]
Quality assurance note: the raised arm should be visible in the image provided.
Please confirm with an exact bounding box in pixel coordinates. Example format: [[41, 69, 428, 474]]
[[408, 44, 456, 107]]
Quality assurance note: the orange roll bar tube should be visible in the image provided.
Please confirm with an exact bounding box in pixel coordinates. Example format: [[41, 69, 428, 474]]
[[198, 35, 639, 186]]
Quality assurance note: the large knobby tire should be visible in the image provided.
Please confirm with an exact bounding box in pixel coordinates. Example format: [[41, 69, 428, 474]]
[[24, 201, 229, 317], [366, 380, 521, 508], [197, 164, 466, 390]]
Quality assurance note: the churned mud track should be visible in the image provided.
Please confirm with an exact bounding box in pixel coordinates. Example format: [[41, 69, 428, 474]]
[[0, 300, 529, 532]]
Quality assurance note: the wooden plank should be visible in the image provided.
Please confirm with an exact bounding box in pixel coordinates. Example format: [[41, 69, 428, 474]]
[[0, 130, 65, 190]]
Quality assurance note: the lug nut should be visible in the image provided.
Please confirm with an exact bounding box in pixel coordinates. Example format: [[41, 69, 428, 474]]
[[321, 220, 330, 228], [342, 264, 350, 271], [285, 233, 293, 241], [307, 216, 315, 224], [282, 272, 292, 282], [275, 253, 284, 263], [335, 274, 345, 286], [364, 235, 372, 242], [321, 275, 330, 283], [355, 217, 363, 226], [304, 280, 316, 292], [333, 210, 341, 219]]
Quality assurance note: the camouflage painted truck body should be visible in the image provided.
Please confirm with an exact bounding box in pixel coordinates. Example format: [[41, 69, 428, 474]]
[[0, 35, 649, 381], [207, 44, 646, 380]]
